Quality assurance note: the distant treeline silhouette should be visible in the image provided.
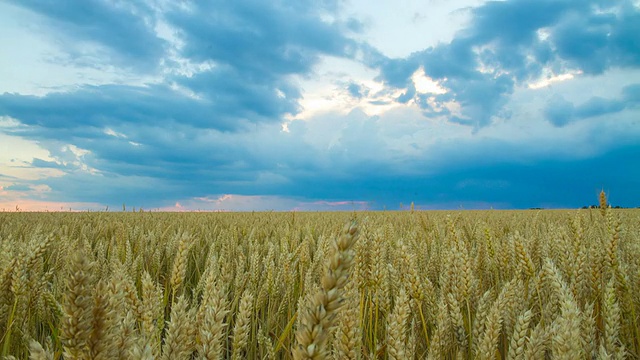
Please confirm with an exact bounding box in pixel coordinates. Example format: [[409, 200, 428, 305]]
[[581, 205, 639, 209]]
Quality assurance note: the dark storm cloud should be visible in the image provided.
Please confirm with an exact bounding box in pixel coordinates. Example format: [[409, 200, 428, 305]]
[[7, 0, 166, 69], [374, 0, 640, 127], [0, 0, 357, 207], [0, 0, 358, 134], [347, 82, 363, 98], [31, 158, 69, 170], [545, 83, 640, 126], [0, 85, 218, 129], [274, 143, 640, 209], [545, 95, 575, 127], [166, 1, 356, 77]]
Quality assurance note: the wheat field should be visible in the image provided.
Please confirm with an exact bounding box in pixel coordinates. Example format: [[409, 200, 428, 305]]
[[0, 202, 639, 359]]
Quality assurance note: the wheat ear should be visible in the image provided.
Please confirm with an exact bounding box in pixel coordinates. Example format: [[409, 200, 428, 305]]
[[293, 221, 359, 360], [231, 289, 254, 360], [60, 251, 94, 360], [162, 295, 195, 360], [387, 288, 410, 360], [506, 309, 532, 360], [28, 339, 52, 360]]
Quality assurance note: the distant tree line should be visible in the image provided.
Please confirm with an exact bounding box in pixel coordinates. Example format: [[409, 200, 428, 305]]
[[581, 205, 638, 209]]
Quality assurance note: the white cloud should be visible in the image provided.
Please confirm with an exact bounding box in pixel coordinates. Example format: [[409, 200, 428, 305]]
[[528, 71, 581, 89], [104, 128, 128, 138], [412, 68, 447, 94]]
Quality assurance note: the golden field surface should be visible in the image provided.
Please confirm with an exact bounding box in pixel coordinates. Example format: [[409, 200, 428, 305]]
[[0, 208, 639, 359]]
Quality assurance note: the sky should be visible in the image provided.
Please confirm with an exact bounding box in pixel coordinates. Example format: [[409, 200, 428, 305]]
[[0, 0, 639, 211]]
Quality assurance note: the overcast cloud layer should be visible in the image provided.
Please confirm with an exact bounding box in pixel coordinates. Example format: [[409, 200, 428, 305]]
[[0, 0, 639, 211]]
